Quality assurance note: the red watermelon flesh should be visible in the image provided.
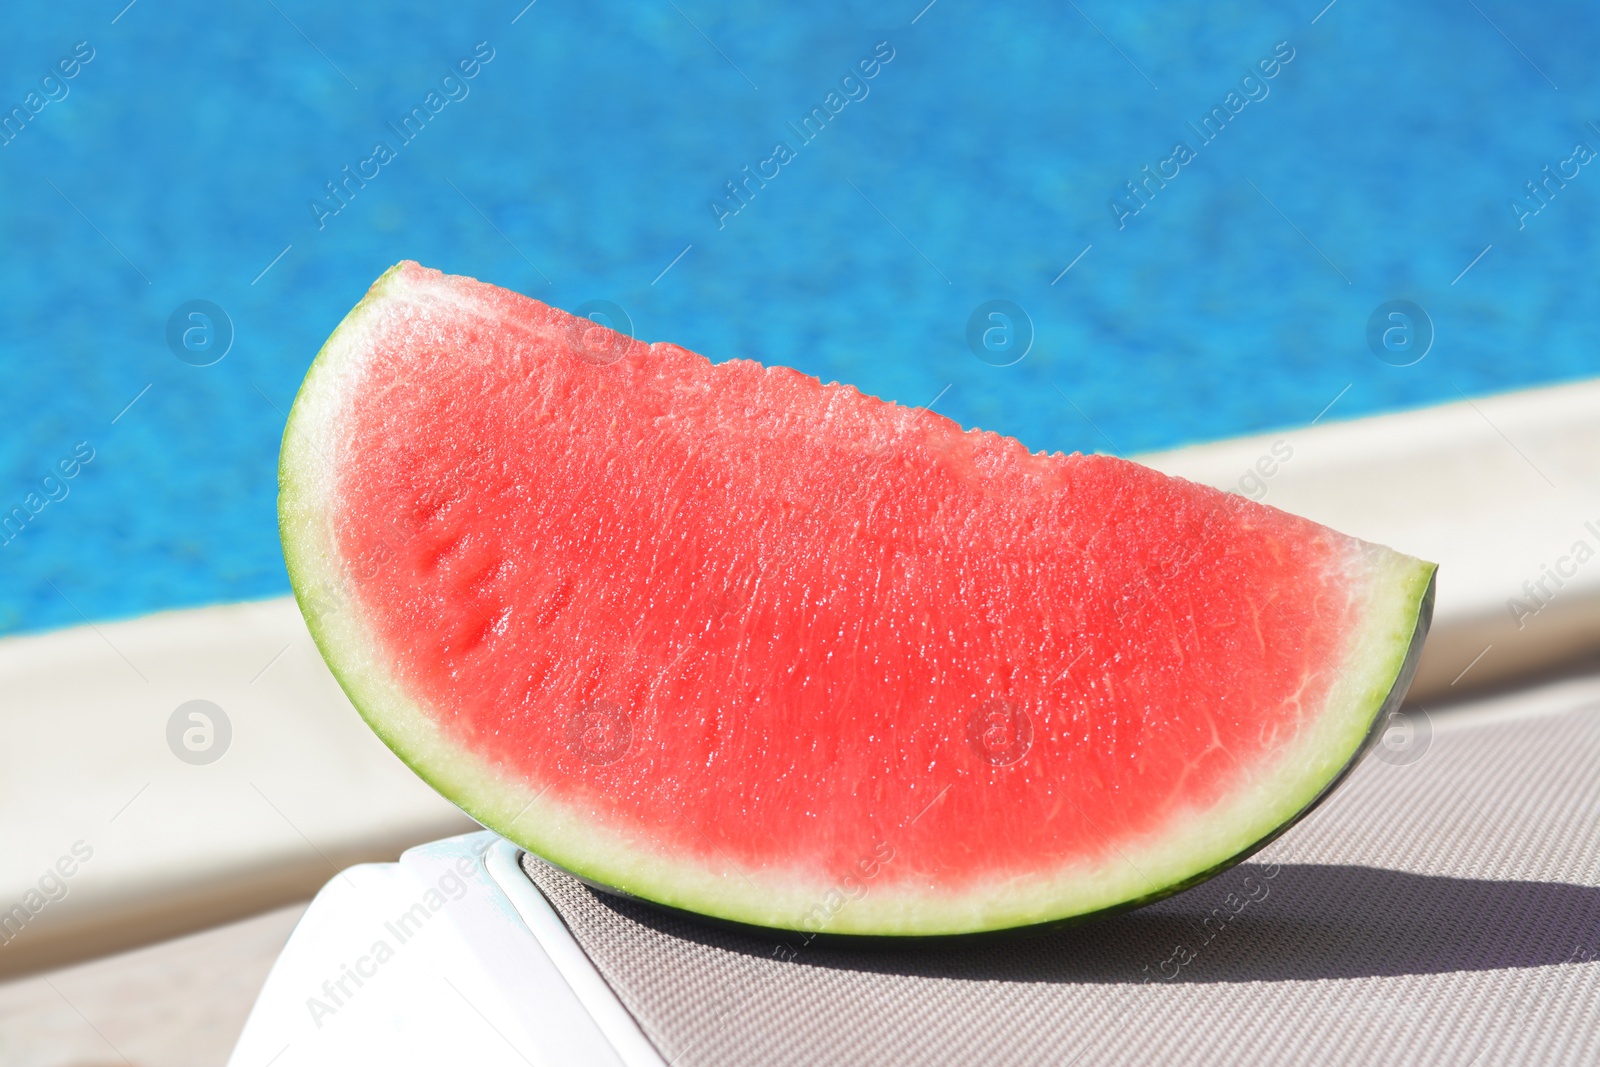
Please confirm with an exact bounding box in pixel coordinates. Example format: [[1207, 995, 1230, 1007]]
[[279, 262, 1434, 936]]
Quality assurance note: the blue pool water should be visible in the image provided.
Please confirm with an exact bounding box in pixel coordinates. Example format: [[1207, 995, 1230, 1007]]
[[1, 1, 1597, 636]]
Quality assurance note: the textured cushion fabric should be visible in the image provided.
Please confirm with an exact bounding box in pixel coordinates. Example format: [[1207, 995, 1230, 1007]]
[[520, 696, 1600, 1066]]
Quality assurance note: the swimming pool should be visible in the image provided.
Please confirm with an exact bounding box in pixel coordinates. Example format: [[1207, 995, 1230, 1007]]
[[2, 0, 1595, 635]]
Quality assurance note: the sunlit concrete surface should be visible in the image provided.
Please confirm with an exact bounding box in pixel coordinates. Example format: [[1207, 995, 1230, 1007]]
[[0, 902, 305, 1067], [0, 600, 474, 980]]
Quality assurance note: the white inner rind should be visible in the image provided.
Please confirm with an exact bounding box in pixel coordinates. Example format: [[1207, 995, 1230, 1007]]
[[280, 263, 1437, 937]]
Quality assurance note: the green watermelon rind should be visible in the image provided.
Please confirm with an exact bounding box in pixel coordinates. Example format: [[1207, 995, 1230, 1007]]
[[279, 262, 1439, 938]]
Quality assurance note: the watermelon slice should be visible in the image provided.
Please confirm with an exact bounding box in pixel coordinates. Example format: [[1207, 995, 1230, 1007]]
[[279, 262, 1435, 937]]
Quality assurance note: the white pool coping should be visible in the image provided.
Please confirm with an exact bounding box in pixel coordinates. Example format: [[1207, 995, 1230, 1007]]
[[0, 600, 476, 979], [2, 376, 1596, 977]]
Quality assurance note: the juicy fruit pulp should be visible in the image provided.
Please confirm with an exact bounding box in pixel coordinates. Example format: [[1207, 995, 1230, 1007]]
[[280, 263, 1435, 936]]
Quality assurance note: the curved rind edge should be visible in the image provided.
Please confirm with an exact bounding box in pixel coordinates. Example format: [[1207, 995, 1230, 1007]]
[[279, 262, 1441, 938]]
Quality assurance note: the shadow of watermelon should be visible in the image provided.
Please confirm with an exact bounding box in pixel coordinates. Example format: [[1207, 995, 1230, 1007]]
[[578, 863, 1600, 983]]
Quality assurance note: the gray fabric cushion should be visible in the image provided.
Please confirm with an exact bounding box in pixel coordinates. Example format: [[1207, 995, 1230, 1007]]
[[521, 699, 1600, 1066]]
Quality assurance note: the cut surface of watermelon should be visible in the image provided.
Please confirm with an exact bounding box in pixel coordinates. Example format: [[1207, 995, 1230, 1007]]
[[279, 262, 1435, 936]]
